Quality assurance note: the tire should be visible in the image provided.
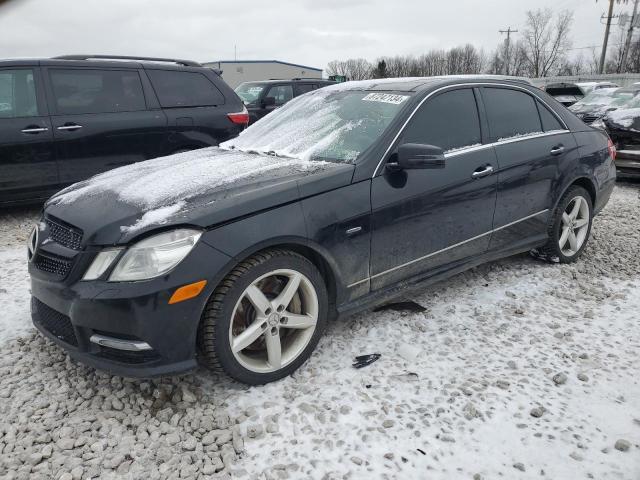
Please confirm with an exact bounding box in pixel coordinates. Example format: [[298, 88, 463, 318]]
[[197, 249, 328, 385], [535, 185, 593, 263]]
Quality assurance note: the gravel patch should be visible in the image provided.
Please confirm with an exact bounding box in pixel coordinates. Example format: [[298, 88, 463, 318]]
[[1, 182, 639, 479]]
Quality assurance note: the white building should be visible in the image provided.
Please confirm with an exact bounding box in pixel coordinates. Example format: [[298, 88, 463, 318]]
[[204, 60, 323, 88]]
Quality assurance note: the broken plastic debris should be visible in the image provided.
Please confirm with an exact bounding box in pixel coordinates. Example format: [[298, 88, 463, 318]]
[[352, 353, 381, 369]]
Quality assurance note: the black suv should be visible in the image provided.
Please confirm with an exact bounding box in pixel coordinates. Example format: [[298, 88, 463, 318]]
[[234, 78, 335, 123], [0, 55, 248, 205]]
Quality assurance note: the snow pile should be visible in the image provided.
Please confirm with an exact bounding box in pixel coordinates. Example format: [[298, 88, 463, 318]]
[[606, 108, 640, 128]]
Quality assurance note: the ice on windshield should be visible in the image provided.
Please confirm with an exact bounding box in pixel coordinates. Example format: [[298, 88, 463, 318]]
[[221, 85, 410, 163]]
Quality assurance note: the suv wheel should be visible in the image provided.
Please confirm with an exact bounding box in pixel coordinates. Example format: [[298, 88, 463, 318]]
[[198, 249, 328, 385], [535, 186, 593, 263]]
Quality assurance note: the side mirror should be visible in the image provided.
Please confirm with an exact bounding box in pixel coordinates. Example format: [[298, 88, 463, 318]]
[[388, 143, 446, 171], [262, 97, 276, 108]]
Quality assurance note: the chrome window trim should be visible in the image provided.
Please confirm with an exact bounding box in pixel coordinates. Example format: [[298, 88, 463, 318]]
[[444, 130, 569, 158], [346, 209, 548, 288], [372, 82, 569, 177]]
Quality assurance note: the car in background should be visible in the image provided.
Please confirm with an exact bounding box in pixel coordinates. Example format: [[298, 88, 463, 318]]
[[0, 55, 248, 205], [545, 81, 619, 107], [29, 77, 615, 384], [569, 86, 640, 125], [599, 106, 640, 177], [235, 78, 335, 123]]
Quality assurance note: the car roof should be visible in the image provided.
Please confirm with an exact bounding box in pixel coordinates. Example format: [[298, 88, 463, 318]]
[[0, 56, 208, 71], [240, 79, 335, 85], [320, 75, 534, 93]]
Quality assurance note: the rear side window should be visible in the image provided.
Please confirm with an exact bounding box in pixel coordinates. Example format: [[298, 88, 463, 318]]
[[483, 88, 543, 141], [265, 85, 293, 105], [147, 70, 224, 108], [0, 69, 39, 118], [49, 69, 146, 115], [401, 88, 481, 153], [295, 84, 314, 95], [537, 100, 565, 132]]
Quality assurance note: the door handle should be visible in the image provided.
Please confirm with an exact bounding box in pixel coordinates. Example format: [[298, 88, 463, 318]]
[[57, 124, 83, 131], [550, 145, 565, 156], [471, 165, 494, 179], [21, 126, 49, 134]]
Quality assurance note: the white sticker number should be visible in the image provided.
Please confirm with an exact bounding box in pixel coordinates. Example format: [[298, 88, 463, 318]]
[[362, 93, 409, 105]]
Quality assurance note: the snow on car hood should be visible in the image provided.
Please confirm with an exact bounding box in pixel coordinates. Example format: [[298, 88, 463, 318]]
[[45, 147, 352, 245]]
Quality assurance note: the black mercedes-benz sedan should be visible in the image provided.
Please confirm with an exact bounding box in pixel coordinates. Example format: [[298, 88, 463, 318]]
[[28, 76, 616, 385]]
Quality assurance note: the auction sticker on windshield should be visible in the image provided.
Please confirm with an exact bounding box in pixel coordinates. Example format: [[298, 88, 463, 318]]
[[362, 93, 409, 104]]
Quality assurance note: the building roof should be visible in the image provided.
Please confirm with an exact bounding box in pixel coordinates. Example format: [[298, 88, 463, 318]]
[[205, 59, 322, 72]]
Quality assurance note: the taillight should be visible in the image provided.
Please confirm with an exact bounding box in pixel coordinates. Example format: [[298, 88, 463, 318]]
[[227, 106, 249, 126], [607, 138, 616, 161]]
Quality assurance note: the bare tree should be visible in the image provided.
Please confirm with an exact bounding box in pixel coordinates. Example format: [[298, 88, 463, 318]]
[[521, 8, 573, 77], [326, 58, 372, 80]]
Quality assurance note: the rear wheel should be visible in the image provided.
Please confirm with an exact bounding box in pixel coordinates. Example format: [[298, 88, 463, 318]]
[[535, 186, 593, 263], [198, 249, 327, 385]]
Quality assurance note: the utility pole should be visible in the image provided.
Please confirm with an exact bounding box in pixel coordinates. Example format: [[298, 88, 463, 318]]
[[621, 0, 640, 71], [499, 27, 518, 75], [599, 0, 616, 73]]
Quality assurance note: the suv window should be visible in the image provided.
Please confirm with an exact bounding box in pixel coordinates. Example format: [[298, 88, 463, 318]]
[[401, 88, 481, 153], [537, 100, 564, 132], [49, 69, 146, 115], [266, 85, 293, 105], [483, 88, 543, 141], [0, 69, 38, 118], [147, 70, 224, 108], [295, 84, 315, 95]]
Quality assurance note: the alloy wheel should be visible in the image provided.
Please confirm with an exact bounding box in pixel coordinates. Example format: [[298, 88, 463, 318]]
[[228, 269, 318, 373], [558, 195, 590, 256]]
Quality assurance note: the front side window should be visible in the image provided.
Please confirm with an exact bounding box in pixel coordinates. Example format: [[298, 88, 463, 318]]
[[483, 88, 543, 141], [147, 70, 224, 108], [49, 69, 146, 115], [265, 85, 293, 105], [222, 88, 410, 163], [401, 88, 481, 153], [0, 69, 38, 118]]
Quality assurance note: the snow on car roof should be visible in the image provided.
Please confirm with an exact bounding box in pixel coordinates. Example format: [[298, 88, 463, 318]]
[[325, 75, 532, 92]]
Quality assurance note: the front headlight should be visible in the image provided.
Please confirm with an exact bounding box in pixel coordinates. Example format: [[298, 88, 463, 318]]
[[82, 248, 123, 280], [108, 229, 202, 282]]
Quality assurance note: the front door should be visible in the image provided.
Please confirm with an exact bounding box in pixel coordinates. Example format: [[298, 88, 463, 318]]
[[44, 67, 167, 185], [0, 67, 57, 203], [370, 87, 498, 291]]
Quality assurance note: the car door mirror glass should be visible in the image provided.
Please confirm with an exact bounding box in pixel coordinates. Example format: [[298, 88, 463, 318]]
[[392, 143, 446, 170]]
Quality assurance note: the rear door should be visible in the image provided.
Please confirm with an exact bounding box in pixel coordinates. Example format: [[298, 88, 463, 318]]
[[480, 86, 576, 250], [44, 67, 167, 185], [145, 68, 240, 150], [0, 67, 57, 203]]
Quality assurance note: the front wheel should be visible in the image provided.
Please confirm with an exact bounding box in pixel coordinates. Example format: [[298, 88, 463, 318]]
[[535, 186, 593, 263], [197, 249, 328, 385]]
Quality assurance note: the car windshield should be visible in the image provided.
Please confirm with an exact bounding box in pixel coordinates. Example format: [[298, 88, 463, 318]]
[[221, 87, 411, 163], [608, 90, 640, 107], [235, 83, 266, 104]]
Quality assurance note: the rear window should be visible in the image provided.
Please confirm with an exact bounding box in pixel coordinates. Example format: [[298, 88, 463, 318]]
[[483, 88, 543, 141], [49, 69, 146, 115], [546, 85, 583, 97], [147, 70, 224, 108]]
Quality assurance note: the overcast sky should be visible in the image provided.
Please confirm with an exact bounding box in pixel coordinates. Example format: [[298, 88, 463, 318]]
[[0, 0, 634, 70]]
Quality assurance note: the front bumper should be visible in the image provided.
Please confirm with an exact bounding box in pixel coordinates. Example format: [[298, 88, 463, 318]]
[[29, 241, 232, 378], [615, 150, 640, 177]]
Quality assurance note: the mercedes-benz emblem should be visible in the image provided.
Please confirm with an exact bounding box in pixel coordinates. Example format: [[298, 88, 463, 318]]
[[27, 226, 38, 261]]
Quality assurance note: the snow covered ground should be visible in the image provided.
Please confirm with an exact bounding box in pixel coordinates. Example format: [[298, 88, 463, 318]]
[[0, 183, 638, 480]]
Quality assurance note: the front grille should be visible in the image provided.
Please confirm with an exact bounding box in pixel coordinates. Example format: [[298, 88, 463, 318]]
[[46, 217, 83, 250], [582, 115, 599, 124], [31, 298, 78, 347], [34, 252, 72, 278], [96, 347, 160, 364]]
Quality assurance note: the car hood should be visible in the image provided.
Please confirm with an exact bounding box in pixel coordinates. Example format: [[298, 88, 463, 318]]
[[45, 147, 355, 246]]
